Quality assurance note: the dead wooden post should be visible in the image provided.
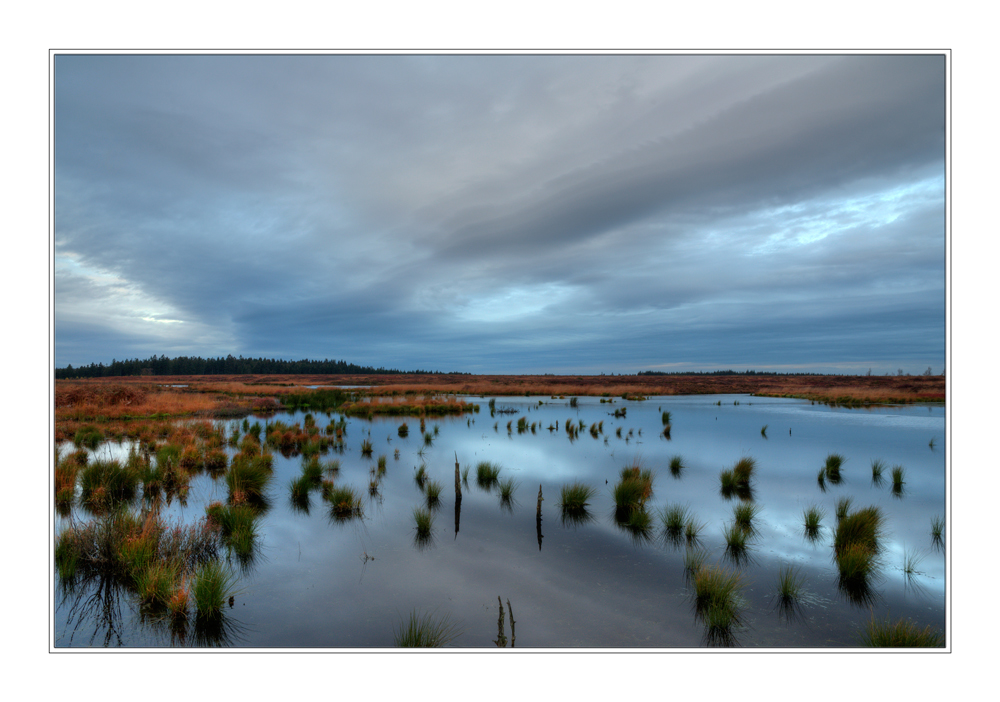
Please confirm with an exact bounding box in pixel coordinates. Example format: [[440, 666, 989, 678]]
[[454, 451, 461, 500]]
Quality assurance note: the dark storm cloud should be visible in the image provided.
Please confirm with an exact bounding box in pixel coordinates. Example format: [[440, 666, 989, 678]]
[[54, 53, 946, 374]]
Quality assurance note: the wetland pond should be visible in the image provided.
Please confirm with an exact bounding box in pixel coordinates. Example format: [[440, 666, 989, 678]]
[[53, 394, 946, 648]]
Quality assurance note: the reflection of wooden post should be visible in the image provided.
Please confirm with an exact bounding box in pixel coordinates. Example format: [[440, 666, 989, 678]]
[[507, 598, 515, 648], [536, 484, 544, 551]]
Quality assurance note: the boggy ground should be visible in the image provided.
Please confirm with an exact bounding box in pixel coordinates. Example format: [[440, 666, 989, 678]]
[[54, 373, 944, 440]]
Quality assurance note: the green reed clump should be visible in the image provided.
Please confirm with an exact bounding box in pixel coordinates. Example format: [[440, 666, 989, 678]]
[[226, 456, 272, 505], [824, 453, 845, 482], [73, 425, 105, 450], [301, 456, 324, 484], [723, 521, 750, 561], [668, 455, 684, 478], [835, 496, 853, 523], [324, 484, 363, 519], [817, 467, 826, 491], [377, 454, 387, 475], [732, 502, 761, 537], [192, 560, 235, 620], [135, 561, 181, 608], [414, 464, 428, 488], [870, 458, 886, 485], [397, 422, 409, 438], [424, 479, 443, 506], [693, 564, 746, 633], [55, 457, 79, 506], [360, 438, 373, 456], [323, 459, 341, 477], [902, 548, 924, 577], [803, 505, 824, 540], [930, 515, 944, 542], [476, 461, 502, 488], [393, 610, 462, 647], [835, 505, 886, 555], [760, 424, 768, 438], [662, 411, 672, 426], [79, 459, 140, 511], [857, 614, 944, 647], [413, 507, 433, 537], [497, 477, 518, 503], [732, 456, 756, 486], [560, 482, 595, 514], [834, 505, 886, 584], [891, 465, 905, 494], [685, 517, 706, 545], [661, 503, 690, 539], [774, 563, 803, 603]]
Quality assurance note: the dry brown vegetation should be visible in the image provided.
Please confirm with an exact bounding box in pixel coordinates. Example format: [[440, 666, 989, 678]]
[[54, 373, 944, 438]]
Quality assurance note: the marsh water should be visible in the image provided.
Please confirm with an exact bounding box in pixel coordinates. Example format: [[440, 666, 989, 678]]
[[53, 394, 946, 648]]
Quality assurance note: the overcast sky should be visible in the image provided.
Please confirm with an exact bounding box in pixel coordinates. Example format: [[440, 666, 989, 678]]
[[53, 53, 946, 375]]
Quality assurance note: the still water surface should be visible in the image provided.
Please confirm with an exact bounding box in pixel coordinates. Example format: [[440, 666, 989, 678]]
[[54, 394, 946, 648]]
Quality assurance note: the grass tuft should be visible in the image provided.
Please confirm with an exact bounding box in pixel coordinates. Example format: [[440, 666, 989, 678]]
[[560, 482, 595, 514], [393, 610, 462, 647], [803, 505, 824, 541], [857, 614, 944, 647]]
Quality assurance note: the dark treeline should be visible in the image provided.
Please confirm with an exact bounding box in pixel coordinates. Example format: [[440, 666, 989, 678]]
[[55, 355, 449, 379]]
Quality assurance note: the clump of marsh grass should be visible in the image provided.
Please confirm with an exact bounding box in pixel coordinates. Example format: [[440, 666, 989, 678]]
[[560, 482, 595, 515], [720, 456, 755, 500], [870, 458, 886, 487], [475, 461, 502, 489], [732, 502, 762, 537], [661, 503, 690, 543], [414, 464, 428, 489], [360, 438, 373, 456], [902, 548, 925, 578], [615, 462, 654, 513], [817, 467, 827, 492], [424, 479, 443, 508], [835, 496, 853, 523], [685, 517, 706, 546], [824, 453, 845, 483], [397, 423, 409, 438], [661, 410, 672, 426], [377, 454, 387, 476], [775, 563, 802, 599], [225, 456, 272, 506], [192, 560, 236, 620], [723, 521, 752, 565], [693, 564, 746, 640], [930, 515, 944, 545], [857, 614, 944, 648], [73, 425, 105, 451], [668, 455, 684, 478], [393, 610, 462, 647], [323, 484, 363, 520], [205, 502, 259, 558], [79, 459, 140, 513], [760, 424, 768, 438], [803, 505, 824, 541], [834, 505, 886, 587], [891, 465, 905, 497], [413, 507, 432, 538]]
